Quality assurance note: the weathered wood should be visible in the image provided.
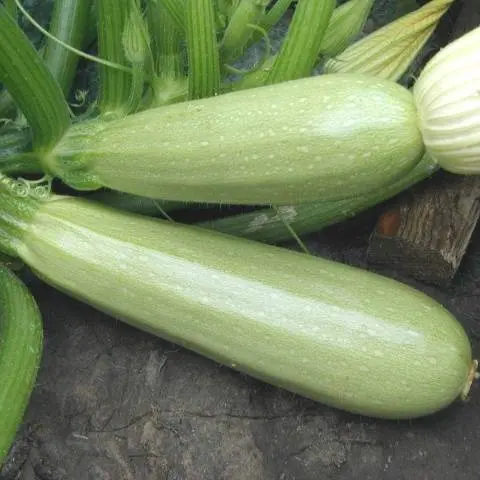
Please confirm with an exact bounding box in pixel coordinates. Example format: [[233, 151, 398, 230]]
[[367, 173, 480, 286], [367, 0, 480, 287]]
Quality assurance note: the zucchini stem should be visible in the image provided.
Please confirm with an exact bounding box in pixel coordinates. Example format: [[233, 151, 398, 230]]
[[219, 0, 269, 65], [43, 0, 95, 96], [157, 0, 186, 33], [121, 1, 150, 115], [14, 0, 129, 74], [266, 0, 335, 83], [185, 0, 221, 99], [147, 0, 188, 107], [96, 0, 133, 119], [259, 0, 292, 32], [0, 5, 71, 152]]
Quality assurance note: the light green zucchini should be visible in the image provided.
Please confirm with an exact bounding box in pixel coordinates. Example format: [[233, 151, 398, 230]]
[[0, 188, 475, 420], [197, 152, 437, 243], [44, 73, 425, 205], [0, 265, 43, 467]]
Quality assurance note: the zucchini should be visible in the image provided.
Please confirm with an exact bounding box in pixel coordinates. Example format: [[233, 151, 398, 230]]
[[197, 152, 437, 243], [44, 73, 424, 205], [0, 189, 475, 420], [0, 265, 43, 467]]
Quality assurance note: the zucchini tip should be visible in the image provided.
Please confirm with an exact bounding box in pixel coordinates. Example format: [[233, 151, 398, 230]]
[[461, 359, 478, 401]]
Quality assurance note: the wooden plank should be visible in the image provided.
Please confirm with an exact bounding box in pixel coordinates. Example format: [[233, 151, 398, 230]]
[[367, 173, 480, 286]]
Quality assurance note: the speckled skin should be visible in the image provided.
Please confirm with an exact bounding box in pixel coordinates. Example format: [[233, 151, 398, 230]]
[[1, 193, 473, 420], [47, 73, 425, 205]]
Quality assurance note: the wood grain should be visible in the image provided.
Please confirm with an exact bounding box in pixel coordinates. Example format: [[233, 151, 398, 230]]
[[368, 173, 480, 286]]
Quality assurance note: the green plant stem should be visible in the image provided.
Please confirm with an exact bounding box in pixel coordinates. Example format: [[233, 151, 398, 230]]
[[234, 0, 333, 90], [147, 0, 187, 106], [148, 1, 185, 79], [157, 0, 185, 32], [318, 0, 375, 58], [185, 0, 221, 99], [220, 0, 269, 64], [197, 154, 437, 244], [230, 55, 274, 89], [121, 1, 150, 115], [96, 0, 132, 118], [266, 0, 335, 83], [240, 0, 293, 58], [0, 6, 71, 152], [43, 0, 94, 96], [236, 0, 359, 91], [261, 0, 292, 31]]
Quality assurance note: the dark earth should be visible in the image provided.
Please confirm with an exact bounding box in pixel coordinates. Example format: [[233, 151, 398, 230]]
[[2, 1, 480, 479]]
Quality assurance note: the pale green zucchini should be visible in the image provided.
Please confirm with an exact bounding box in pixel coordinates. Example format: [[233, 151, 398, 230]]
[[197, 152, 437, 243], [0, 266, 43, 467], [44, 73, 425, 205], [0, 189, 475, 420]]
